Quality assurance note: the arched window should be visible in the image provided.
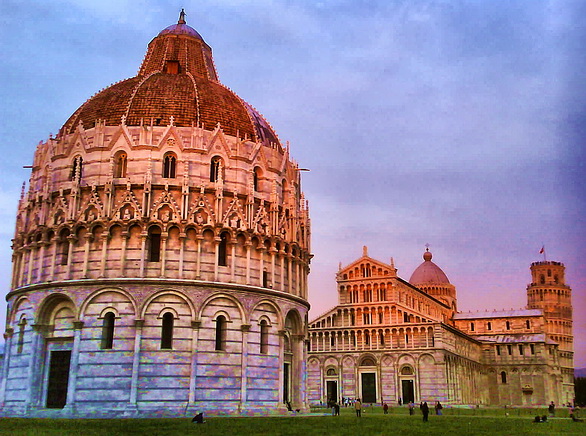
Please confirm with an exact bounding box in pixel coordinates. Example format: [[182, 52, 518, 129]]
[[114, 152, 127, 178], [253, 167, 262, 192], [70, 155, 83, 181], [487, 321, 492, 331], [215, 315, 227, 351], [101, 312, 115, 349], [218, 232, 228, 266], [260, 320, 269, 354], [470, 322, 475, 332], [526, 320, 531, 329], [500, 371, 507, 384], [163, 153, 177, 178], [161, 312, 174, 349], [539, 275, 545, 284], [210, 156, 222, 182], [148, 226, 161, 262], [506, 321, 511, 330], [379, 332, 385, 346]]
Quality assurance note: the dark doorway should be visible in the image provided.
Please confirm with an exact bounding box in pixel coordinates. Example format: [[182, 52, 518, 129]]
[[283, 362, 290, 403], [46, 350, 71, 408], [361, 373, 376, 403], [326, 380, 338, 403], [401, 379, 415, 403]]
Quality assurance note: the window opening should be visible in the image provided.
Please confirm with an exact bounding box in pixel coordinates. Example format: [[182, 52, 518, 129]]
[[70, 156, 83, 181], [210, 157, 221, 182], [160, 312, 174, 349], [260, 320, 269, 354], [215, 315, 226, 351], [101, 312, 115, 349], [218, 233, 228, 266], [114, 152, 127, 178], [148, 227, 162, 262], [163, 153, 177, 178]]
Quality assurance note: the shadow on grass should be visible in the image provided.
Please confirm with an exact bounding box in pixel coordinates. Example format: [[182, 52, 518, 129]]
[[0, 414, 583, 436]]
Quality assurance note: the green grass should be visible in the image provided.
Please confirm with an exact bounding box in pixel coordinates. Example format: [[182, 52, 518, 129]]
[[0, 409, 583, 436]]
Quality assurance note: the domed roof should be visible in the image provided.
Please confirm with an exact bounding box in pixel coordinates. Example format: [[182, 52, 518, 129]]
[[409, 249, 451, 285], [59, 11, 280, 147]]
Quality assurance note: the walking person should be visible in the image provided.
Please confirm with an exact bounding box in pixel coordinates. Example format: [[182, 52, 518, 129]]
[[435, 401, 443, 415], [354, 398, 362, 417], [421, 401, 429, 422], [408, 401, 415, 416], [383, 403, 389, 414], [548, 401, 555, 417]]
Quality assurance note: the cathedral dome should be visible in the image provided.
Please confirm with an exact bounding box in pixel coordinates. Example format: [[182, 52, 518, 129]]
[[60, 12, 279, 147], [409, 249, 451, 285]]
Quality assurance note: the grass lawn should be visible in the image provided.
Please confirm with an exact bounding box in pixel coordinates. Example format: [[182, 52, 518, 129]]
[[0, 408, 583, 436]]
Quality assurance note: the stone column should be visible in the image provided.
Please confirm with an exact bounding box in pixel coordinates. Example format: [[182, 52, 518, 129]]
[[139, 234, 147, 277], [49, 237, 58, 281], [239, 324, 251, 412], [259, 247, 265, 287], [82, 233, 92, 278], [160, 233, 168, 278], [65, 235, 76, 279], [129, 320, 144, 406], [119, 231, 128, 277], [230, 241, 236, 282], [178, 232, 186, 279], [270, 246, 276, 288], [213, 236, 220, 281], [65, 321, 84, 411], [287, 254, 293, 294], [26, 246, 34, 285], [245, 242, 251, 285], [196, 237, 202, 279], [27, 324, 45, 409], [37, 242, 46, 283], [188, 321, 201, 407], [100, 233, 109, 277], [0, 329, 14, 406]]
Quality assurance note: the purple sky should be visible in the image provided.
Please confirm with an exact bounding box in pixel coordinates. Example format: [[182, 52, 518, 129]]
[[0, 1, 584, 367]]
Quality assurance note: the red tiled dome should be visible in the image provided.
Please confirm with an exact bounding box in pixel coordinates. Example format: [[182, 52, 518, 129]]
[[409, 250, 451, 285], [60, 13, 279, 147]]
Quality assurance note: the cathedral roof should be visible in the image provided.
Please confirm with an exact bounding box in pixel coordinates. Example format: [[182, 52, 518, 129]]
[[59, 11, 280, 147], [409, 249, 450, 285], [454, 309, 542, 319]]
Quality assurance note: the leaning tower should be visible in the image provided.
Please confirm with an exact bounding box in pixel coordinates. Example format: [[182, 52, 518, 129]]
[[1, 11, 311, 417], [526, 261, 574, 404]]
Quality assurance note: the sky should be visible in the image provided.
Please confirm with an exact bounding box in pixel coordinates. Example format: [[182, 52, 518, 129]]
[[0, 1, 584, 367]]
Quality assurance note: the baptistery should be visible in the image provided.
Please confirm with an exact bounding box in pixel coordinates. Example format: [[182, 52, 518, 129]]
[[1, 11, 311, 417]]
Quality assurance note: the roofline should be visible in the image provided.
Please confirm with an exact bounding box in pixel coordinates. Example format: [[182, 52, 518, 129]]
[[396, 277, 451, 309]]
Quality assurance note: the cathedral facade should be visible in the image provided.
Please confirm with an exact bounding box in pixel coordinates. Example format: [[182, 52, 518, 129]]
[[0, 13, 311, 417], [307, 247, 573, 407]]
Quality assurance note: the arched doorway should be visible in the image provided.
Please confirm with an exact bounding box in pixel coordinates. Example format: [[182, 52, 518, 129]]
[[399, 365, 416, 404]]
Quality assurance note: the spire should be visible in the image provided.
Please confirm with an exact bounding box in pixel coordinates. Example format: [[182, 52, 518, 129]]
[[178, 8, 186, 24]]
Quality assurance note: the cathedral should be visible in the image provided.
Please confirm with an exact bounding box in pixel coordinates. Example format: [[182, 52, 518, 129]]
[[0, 12, 311, 417], [307, 247, 574, 407]]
